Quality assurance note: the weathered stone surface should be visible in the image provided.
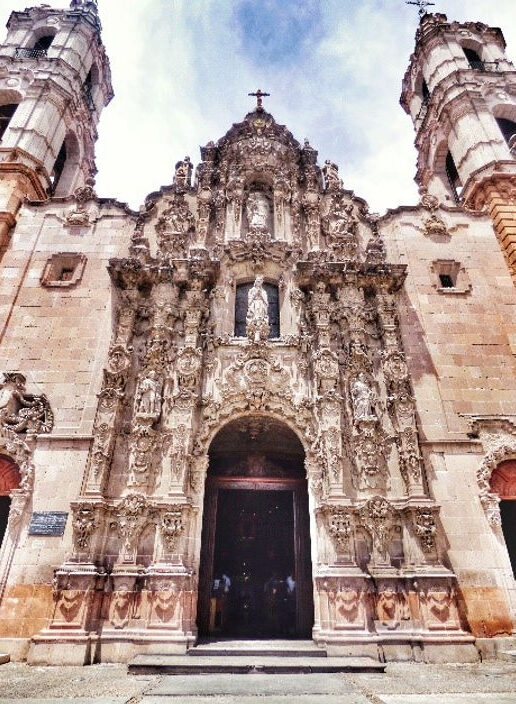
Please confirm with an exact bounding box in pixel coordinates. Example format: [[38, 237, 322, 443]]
[[0, 3, 515, 667]]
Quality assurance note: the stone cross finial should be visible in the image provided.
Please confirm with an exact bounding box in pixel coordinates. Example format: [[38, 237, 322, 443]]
[[248, 89, 270, 110], [406, 0, 435, 18]]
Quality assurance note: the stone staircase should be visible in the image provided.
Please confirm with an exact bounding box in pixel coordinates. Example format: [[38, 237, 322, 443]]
[[128, 640, 386, 675]]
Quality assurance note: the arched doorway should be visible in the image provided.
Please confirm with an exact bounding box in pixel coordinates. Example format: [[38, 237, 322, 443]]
[[197, 416, 314, 639], [491, 460, 516, 577], [0, 454, 21, 547]]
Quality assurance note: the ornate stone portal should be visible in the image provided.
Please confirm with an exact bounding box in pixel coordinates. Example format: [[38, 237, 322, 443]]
[[29, 107, 476, 664]]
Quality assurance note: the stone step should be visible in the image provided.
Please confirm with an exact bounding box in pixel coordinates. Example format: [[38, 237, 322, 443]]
[[500, 650, 516, 662], [128, 654, 385, 675], [0, 655, 9, 666], [189, 639, 326, 658]]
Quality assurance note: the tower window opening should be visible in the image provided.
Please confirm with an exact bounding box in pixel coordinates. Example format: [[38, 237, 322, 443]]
[[463, 47, 484, 71], [445, 151, 462, 203], [0, 104, 18, 141], [33, 35, 54, 52], [495, 118, 516, 156], [83, 69, 95, 112], [51, 141, 67, 194], [234, 281, 280, 338], [422, 79, 430, 102]]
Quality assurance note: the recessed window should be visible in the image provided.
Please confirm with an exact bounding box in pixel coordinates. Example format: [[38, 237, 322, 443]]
[[496, 118, 516, 155], [439, 273, 454, 289], [463, 47, 484, 71], [51, 141, 67, 194], [431, 260, 471, 294], [234, 281, 280, 338], [445, 151, 462, 203], [41, 253, 86, 288], [0, 104, 18, 141], [422, 79, 430, 102], [33, 35, 54, 52]]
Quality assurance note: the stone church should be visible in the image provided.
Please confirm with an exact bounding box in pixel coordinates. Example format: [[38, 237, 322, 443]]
[[0, 0, 515, 665]]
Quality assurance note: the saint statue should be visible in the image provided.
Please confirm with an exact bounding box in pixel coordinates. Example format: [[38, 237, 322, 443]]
[[350, 372, 377, 421], [246, 276, 270, 343], [136, 370, 161, 417], [246, 191, 270, 231]]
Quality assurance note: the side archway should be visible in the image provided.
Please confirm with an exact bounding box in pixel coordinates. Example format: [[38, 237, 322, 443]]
[[0, 454, 21, 548], [490, 460, 516, 577]]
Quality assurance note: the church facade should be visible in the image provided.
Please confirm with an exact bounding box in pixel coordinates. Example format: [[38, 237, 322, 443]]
[[0, 1, 515, 665]]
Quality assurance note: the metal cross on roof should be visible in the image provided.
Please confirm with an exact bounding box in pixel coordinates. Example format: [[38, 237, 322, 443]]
[[248, 89, 270, 110], [406, 0, 435, 18]]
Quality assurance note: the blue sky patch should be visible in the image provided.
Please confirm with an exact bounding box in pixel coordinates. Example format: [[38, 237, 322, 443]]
[[234, 0, 324, 64]]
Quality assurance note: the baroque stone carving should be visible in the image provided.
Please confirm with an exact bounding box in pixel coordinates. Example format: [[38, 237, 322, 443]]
[[246, 190, 271, 233], [414, 507, 437, 553], [358, 496, 399, 567], [156, 193, 195, 261], [71, 502, 99, 553], [160, 507, 186, 553], [174, 156, 193, 190], [0, 372, 53, 434], [246, 275, 270, 344], [475, 420, 516, 526], [135, 370, 163, 420], [112, 494, 155, 563], [350, 372, 378, 421]]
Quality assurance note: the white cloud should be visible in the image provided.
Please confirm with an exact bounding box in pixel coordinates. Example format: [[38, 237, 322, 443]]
[[0, 0, 515, 213]]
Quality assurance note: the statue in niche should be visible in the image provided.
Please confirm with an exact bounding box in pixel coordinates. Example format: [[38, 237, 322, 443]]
[[135, 370, 162, 417], [246, 190, 270, 232], [351, 372, 378, 422], [246, 275, 270, 343]]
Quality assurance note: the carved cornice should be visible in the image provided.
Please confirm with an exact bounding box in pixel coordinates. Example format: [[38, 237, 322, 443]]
[[295, 261, 407, 293], [108, 256, 219, 291]]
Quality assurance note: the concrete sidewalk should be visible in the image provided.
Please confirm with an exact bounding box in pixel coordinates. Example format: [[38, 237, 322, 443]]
[[0, 661, 515, 703]]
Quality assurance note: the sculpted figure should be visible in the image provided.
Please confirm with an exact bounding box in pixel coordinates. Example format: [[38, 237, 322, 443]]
[[351, 372, 377, 421], [136, 370, 161, 416], [246, 276, 270, 343], [246, 191, 270, 230], [174, 156, 192, 188], [0, 373, 53, 433]]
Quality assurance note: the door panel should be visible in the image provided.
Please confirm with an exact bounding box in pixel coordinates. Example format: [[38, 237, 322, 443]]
[[197, 478, 313, 638]]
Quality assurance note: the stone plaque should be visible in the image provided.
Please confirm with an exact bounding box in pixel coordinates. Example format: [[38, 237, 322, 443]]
[[28, 511, 68, 536]]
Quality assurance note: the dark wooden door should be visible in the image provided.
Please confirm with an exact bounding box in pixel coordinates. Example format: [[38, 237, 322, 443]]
[[197, 476, 313, 638]]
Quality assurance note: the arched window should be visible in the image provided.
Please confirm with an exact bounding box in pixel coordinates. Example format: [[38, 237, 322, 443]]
[[422, 79, 430, 102], [463, 47, 485, 71], [495, 117, 516, 155], [490, 460, 516, 577], [82, 66, 97, 112], [234, 282, 280, 338], [0, 454, 21, 548], [50, 140, 67, 194], [0, 104, 18, 141], [33, 35, 54, 52], [445, 151, 462, 203]]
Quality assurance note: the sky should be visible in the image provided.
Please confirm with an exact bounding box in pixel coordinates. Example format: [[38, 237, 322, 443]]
[[0, 0, 515, 214]]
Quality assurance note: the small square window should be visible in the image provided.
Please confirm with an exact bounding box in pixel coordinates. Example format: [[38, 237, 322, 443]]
[[431, 259, 471, 295], [41, 253, 86, 288]]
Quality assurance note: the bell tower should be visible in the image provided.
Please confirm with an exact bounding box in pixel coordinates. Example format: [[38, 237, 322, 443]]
[[0, 0, 112, 246], [401, 11, 516, 275]]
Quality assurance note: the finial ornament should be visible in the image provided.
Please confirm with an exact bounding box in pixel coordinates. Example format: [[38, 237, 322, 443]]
[[406, 0, 435, 18], [248, 89, 270, 111]]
